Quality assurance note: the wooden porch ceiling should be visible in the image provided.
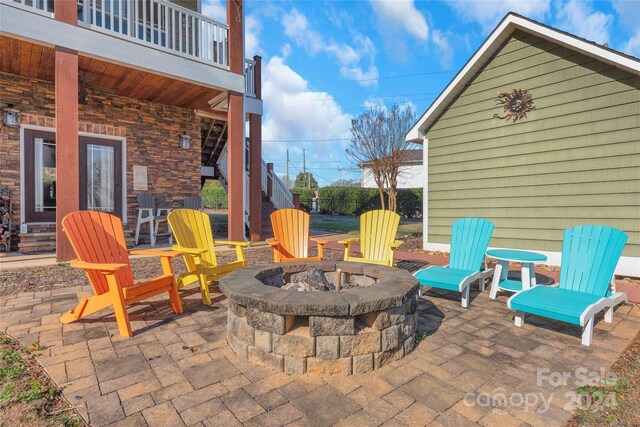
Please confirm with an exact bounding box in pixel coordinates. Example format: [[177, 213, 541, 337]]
[[0, 36, 226, 112]]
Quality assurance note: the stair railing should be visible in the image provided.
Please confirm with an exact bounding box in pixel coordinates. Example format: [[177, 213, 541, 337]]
[[261, 160, 293, 210], [216, 142, 229, 190]]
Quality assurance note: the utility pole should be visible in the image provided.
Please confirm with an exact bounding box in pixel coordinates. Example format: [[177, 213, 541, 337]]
[[286, 149, 290, 189], [303, 149, 308, 189]]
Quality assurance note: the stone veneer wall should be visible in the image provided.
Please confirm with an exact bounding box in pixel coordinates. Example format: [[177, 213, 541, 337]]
[[223, 263, 419, 376], [0, 72, 202, 248]]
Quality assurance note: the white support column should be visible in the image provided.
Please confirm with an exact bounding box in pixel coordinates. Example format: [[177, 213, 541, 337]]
[[422, 137, 428, 249]]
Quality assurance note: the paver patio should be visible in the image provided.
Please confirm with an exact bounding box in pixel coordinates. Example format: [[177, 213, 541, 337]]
[[1, 269, 638, 426]]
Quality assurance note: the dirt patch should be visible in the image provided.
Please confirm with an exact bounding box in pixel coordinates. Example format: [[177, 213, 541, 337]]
[[0, 247, 345, 297], [395, 235, 424, 252], [0, 334, 84, 426], [566, 330, 640, 426]]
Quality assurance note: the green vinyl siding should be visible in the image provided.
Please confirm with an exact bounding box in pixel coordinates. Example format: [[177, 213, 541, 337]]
[[426, 31, 640, 258]]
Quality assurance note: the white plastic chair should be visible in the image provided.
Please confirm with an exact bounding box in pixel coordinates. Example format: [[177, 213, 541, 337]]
[[134, 194, 173, 246]]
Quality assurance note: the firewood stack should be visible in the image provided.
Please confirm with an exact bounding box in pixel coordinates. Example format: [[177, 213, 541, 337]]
[[0, 185, 12, 253]]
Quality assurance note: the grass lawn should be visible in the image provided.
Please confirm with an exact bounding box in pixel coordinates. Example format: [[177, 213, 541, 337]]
[[567, 331, 640, 426], [310, 214, 422, 235], [0, 334, 83, 426], [204, 211, 422, 236]]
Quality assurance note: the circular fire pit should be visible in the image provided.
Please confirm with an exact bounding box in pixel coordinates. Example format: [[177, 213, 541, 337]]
[[218, 261, 420, 376]]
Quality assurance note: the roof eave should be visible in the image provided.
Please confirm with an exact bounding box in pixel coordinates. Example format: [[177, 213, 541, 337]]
[[405, 12, 640, 140]]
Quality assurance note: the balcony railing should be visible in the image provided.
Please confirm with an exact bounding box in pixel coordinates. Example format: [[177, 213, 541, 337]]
[[7, 0, 229, 68], [244, 58, 256, 98]]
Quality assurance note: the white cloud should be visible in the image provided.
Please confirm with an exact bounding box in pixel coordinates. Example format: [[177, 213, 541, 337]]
[[261, 56, 352, 183], [431, 29, 454, 67], [202, 0, 226, 22], [622, 32, 640, 57], [445, 0, 551, 32], [369, 0, 429, 41], [245, 15, 261, 57], [281, 43, 292, 59], [612, 0, 640, 57], [281, 8, 379, 87], [555, 0, 612, 44]]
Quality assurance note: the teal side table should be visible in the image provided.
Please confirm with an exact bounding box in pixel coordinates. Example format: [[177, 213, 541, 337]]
[[487, 249, 547, 299]]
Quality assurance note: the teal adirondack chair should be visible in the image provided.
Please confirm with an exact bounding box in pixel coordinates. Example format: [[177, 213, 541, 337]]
[[413, 218, 495, 307], [508, 225, 628, 346]]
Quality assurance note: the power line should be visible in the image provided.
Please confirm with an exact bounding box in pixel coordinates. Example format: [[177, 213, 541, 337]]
[[331, 68, 458, 83], [264, 138, 350, 143], [292, 91, 442, 103]]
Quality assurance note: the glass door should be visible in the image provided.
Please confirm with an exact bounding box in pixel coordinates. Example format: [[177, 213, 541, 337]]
[[79, 137, 123, 217], [24, 130, 57, 222]]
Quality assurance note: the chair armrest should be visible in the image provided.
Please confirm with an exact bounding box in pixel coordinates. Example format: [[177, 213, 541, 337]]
[[309, 237, 329, 245], [130, 249, 182, 258], [390, 240, 403, 249], [170, 245, 208, 255], [215, 240, 251, 247], [265, 238, 280, 248], [337, 237, 360, 245], [69, 260, 127, 272]]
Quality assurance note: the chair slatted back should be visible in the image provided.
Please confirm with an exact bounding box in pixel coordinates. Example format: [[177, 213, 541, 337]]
[[271, 209, 311, 259], [360, 210, 400, 263], [449, 218, 495, 271], [137, 194, 155, 209], [62, 211, 134, 295], [168, 209, 218, 269], [183, 196, 202, 210], [560, 225, 627, 296]]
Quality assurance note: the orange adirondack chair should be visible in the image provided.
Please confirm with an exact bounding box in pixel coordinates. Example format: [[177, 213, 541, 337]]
[[266, 208, 328, 262], [61, 211, 183, 337]]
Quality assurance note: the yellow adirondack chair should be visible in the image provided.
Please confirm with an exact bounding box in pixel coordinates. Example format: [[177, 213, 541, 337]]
[[61, 211, 183, 337], [266, 208, 329, 262], [338, 209, 403, 266], [168, 209, 249, 305]]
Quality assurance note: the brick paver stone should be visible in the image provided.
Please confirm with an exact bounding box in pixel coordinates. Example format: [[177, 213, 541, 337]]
[[86, 392, 125, 426], [221, 388, 266, 422], [291, 385, 361, 427], [0, 276, 638, 427], [181, 356, 240, 389], [143, 401, 186, 427]]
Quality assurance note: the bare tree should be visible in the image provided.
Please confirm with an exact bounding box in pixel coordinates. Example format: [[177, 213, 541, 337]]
[[346, 105, 417, 212]]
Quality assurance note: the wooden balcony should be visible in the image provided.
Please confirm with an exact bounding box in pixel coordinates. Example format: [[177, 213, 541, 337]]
[[0, 36, 225, 111], [0, 0, 247, 99], [7, 0, 229, 68]]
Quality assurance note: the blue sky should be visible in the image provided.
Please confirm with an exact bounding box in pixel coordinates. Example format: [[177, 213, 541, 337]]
[[203, 0, 640, 186]]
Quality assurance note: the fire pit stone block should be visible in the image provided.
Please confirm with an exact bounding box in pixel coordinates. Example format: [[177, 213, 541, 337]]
[[219, 261, 419, 376]]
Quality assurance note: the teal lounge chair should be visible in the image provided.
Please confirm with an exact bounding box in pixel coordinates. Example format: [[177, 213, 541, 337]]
[[413, 218, 494, 307], [508, 225, 628, 346]]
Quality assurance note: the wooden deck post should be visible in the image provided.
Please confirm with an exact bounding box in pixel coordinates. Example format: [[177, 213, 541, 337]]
[[226, 0, 245, 242], [248, 56, 262, 241], [249, 113, 262, 241], [54, 1, 79, 260]]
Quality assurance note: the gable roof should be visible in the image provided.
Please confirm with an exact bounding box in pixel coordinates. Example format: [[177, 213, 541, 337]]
[[358, 149, 423, 168], [406, 13, 640, 143]]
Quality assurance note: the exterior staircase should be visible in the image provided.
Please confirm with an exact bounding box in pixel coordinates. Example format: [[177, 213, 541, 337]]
[[18, 224, 136, 254], [18, 231, 56, 253], [261, 196, 276, 238]]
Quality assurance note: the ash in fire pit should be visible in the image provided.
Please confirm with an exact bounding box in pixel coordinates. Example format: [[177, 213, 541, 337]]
[[282, 267, 334, 292], [281, 267, 371, 292]]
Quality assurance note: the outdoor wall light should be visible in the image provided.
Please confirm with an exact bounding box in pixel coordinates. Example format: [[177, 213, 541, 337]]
[[179, 133, 192, 149], [1, 104, 20, 128]]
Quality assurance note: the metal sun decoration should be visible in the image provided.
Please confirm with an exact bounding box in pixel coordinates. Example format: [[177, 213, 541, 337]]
[[493, 89, 535, 123]]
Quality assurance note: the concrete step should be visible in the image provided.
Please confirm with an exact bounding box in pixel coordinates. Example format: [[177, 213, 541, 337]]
[[18, 240, 56, 254]]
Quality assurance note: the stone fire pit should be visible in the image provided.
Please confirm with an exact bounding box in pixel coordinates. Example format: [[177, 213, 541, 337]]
[[218, 261, 420, 376]]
